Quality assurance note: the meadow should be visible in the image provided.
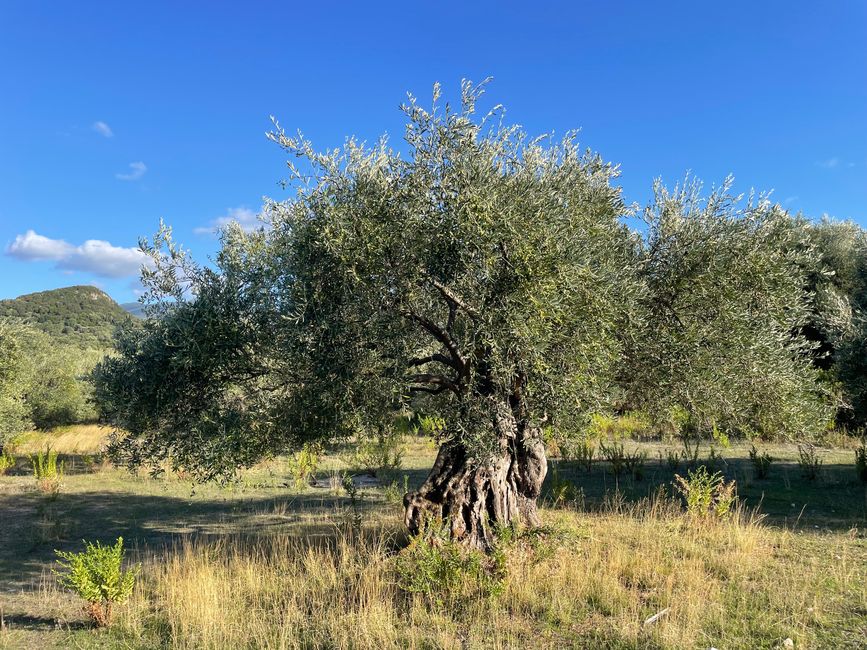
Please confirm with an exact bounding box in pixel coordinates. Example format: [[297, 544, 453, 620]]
[[0, 425, 865, 649]]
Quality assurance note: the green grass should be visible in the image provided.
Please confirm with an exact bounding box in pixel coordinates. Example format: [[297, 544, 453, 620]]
[[0, 428, 865, 649]]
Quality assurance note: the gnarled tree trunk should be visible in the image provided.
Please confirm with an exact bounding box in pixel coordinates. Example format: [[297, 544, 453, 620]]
[[403, 404, 547, 550]]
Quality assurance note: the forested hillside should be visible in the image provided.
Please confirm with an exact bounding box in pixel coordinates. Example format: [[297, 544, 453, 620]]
[[0, 286, 132, 348]]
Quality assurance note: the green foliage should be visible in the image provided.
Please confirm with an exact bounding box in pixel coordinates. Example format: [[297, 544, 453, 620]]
[[748, 445, 773, 479], [588, 411, 651, 440], [673, 466, 738, 519], [286, 443, 321, 488], [0, 320, 31, 445], [626, 178, 835, 441], [94, 81, 638, 480], [30, 445, 64, 495], [0, 319, 101, 437], [0, 448, 14, 475], [0, 286, 132, 349], [855, 440, 867, 483], [395, 520, 506, 608], [547, 464, 583, 508], [349, 428, 405, 477], [341, 474, 363, 536], [599, 440, 626, 476], [797, 443, 823, 480], [54, 536, 139, 627]]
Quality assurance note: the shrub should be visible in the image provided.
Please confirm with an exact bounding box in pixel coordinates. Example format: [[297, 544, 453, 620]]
[[624, 449, 648, 480], [395, 520, 505, 608], [350, 429, 405, 477], [855, 440, 867, 483], [547, 464, 583, 508], [673, 466, 737, 519], [0, 449, 14, 475], [797, 443, 823, 481], [659, 449, 680, 472], [54, 536, 139, 627], [560, 436, 595, 472], [286, 443, 321, 488], [599, 440, 626, 476], [82, 450, 109, 473], [748, 445, 773, 479], [30, 445, 63, 496]]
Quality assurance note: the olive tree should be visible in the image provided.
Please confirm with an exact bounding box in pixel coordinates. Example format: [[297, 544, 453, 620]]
[[0, 321, 31, 447], [800, 218, 867, 426], [623, 177, 835, 439], [94, 81, 638, 548]]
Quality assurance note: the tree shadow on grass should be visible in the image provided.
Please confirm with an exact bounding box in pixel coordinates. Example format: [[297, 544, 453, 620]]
[[0, 481, 404, 591]]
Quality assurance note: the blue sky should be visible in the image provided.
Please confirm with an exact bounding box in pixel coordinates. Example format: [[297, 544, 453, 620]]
[[1, 1, 865, 303]]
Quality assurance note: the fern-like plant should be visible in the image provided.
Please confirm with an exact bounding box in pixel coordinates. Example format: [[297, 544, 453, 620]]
[[54, 536, 139, 627], [30, 445, 63, 496]]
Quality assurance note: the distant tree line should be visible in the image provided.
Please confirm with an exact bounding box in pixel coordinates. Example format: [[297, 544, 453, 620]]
[[0, 322, 102, 448]]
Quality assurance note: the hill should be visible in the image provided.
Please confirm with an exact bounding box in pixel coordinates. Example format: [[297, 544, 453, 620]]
[[0, 285, 131, 349]]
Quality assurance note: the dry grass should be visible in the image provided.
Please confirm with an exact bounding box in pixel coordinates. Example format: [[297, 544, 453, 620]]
[[97, 500, 866, 649], [2, 435, 865, 649], [11, 424, 110, 456]]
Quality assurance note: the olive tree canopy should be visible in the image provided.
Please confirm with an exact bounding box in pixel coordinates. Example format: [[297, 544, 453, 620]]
[[95, 81, 638, 548]]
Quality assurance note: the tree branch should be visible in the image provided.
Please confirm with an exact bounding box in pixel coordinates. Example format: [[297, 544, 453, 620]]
[[401, 309, 466, 370], [407, 373, 460, 394], [428, 278, 480, 320], [408, 353, 459, 370]]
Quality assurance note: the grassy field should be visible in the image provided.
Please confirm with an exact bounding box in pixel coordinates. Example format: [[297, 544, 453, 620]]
[[1, 426, 865, 649]]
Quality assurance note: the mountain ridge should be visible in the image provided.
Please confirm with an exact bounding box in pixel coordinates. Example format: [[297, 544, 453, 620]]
[[0, 285, 132, 349]]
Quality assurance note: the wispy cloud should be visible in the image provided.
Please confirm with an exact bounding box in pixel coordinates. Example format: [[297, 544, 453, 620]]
[[7, 230, 152, 278], [92, 121, 114, 138], [194, 206, 263, 235], [116, 161, 147, 181], [817, 157, 839, 169], [784, 196, 799, 205]]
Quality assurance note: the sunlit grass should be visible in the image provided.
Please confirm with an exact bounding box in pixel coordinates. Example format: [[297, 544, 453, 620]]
[[12, 424, 110, 455]]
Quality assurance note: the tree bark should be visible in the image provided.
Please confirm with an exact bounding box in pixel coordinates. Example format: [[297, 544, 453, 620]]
[[403, 403, 547, 550]]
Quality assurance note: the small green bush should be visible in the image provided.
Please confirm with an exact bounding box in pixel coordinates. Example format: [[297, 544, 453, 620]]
[[673, 466, 737, 519], [797, 443, 823, 481], [599, 440, 626, 476], [395, 520, 505, 608], [855, 441, 867, 483], [547, 464, 583, 508], [350, 429, 405, 477], [30, 445, 63, 496], [0, 449, 14, 475], [748, 445, 773, 479], [54, 536, 139, 627], [286, 443, 321, 488]]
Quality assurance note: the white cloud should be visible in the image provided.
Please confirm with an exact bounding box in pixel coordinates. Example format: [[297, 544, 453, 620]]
[[116, 161, 147, 181], [7, 230, 74, 261], [92, 121, 114, 138], [6, 230, 151, 278], [818, 157, 840, 169], [194, 206, 263, 235], [784, 196, 799, 205]]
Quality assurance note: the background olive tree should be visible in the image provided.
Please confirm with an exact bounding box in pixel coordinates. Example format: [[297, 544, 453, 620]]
[[622, 178, 835, 441]]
